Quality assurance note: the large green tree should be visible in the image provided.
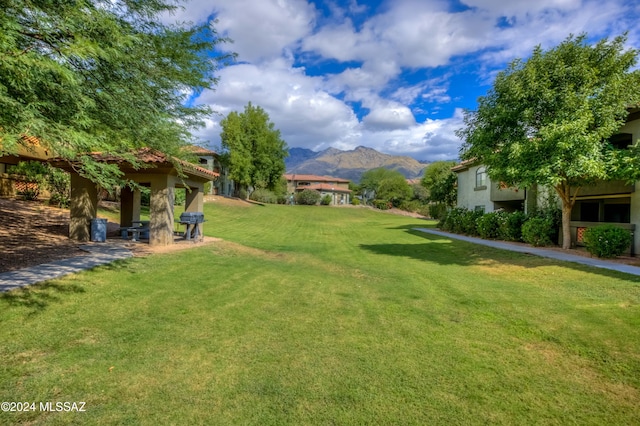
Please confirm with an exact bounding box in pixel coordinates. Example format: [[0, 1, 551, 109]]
[[360, 167, 411, 207], [220, 103, 288, 196], [457, 34, 640, 249], [421, 160, 457, 207], [0, 0, 232, 186]]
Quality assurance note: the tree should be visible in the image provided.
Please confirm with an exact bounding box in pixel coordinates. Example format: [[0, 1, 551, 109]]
[[421, 161, 457, 206], [457, 34, 640, 249], [220, 103, 288, 196], [0, 0, 233, 187], [360, 167, 411, 207]]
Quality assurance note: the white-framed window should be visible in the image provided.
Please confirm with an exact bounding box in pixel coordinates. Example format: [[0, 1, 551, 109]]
[[475, 167, 487, 188]]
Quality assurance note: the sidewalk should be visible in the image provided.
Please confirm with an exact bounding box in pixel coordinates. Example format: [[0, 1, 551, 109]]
[[0, 243, 133, 292], [413, 228, 640, 277]]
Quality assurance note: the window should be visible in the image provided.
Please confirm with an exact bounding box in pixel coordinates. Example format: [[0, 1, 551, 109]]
[[474, 205, 485, 213], [608, 133, 632, 150], [475, 167, 487, 189]]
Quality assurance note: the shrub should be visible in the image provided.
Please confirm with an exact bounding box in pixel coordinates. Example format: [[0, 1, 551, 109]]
[[476, 212, 502, 239], [321, 194, 332, 205], [529, 201, 562, 244], [296, 189, 321, 205], [498, 211, 526, 242], [522, 217, 555, 247], [429, 203, 448, 220], [416, 204, 431, 218], [47, 167, 70, 208], [174, 188, 186, 206], [398, 199, 422, 213], [250, 188, 278, 204], [237, 188, 248, 200], [441, 207, 467, 233], [351, 197, 361, 206], [583, 225, 632, 258], [373, 199, 392, 210], [460, 209, 483, 236]]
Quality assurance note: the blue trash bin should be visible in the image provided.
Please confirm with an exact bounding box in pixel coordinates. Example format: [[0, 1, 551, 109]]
[[90, 218, 107, 242]]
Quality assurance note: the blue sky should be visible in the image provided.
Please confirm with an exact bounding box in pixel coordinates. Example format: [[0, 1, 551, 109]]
[[164, 0, 640, 161]]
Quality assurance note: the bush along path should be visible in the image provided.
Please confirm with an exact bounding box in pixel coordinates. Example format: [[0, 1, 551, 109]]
[[414, 228, 640, 277]]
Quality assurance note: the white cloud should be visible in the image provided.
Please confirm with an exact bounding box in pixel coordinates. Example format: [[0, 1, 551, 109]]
[[168, 0, 316, 63], [195, 60, 360, 150], [358, 108, 466, 161], [185, 0, 639, 163], [362, 102, 416, 131]]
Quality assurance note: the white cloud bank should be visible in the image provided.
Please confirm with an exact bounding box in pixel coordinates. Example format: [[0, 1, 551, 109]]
[[176, 0, 638, 161]]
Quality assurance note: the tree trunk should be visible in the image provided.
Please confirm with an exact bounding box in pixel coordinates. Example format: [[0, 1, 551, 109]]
[[561, 202, 572, 250], [554, 182, 578, 250]]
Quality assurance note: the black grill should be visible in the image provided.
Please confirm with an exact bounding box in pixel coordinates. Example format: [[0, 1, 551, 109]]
[[178, 212, 205, 241], [179, 212, 205, 224]]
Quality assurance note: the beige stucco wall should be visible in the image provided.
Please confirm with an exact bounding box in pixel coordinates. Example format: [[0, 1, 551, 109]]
[[456, 165, 494, 212]]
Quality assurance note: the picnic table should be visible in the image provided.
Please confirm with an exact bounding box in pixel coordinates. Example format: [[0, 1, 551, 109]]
[[121, 220, 150, 241]]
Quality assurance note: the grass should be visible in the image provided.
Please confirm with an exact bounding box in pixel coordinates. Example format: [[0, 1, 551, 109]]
[[2, 201, 640, 424]]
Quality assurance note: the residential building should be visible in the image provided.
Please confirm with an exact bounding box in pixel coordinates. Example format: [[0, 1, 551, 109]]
[[186, 145, 234, 196], [453, 110, 640, 254], [284, 174, 351, 205]]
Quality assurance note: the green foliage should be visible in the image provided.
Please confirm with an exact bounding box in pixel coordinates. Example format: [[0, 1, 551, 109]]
[[421, 161, 458, 206], [8, 161, 47, 200], [351, 197, 361, 206], [398, 200, 422, 213], [476, 212, 502, 239], [220, 103, 288, 194], [410, 183, 429, 203], [458, 33, 640, 248], [174, 189, 186, 206], [373, 199, 392, 210], [529, 201, 562, 244], [379, 177, 412, 207], [0, 0, 233, 185], [440, 207, 462, 233], [296, 189, 321, 205], [429, 203, 448, 220], [583, 225, 632, 258], [522, 218, 555, 247], [361, 168, 412, 207], [460, 209, 483, 236], [498, 211, 527, 242], [250, 189, 279, 204], [9, 160, 70, 205], [47, 167, 71, 208], [320, 195, 332, 205]]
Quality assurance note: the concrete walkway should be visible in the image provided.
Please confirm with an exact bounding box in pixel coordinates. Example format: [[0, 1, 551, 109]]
[[414, 228, 640, 277], [0, 243, 133, 292]]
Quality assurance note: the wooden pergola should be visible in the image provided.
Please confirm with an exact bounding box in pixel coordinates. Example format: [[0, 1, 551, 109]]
[[49, 148, 218, 246]]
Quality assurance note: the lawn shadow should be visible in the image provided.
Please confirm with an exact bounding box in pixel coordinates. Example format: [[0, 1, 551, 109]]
[[360, 229, 640, 283], [0, 281, 86, 313]]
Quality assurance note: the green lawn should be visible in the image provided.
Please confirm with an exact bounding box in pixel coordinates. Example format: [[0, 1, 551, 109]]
[[2, 201, 640, 424]]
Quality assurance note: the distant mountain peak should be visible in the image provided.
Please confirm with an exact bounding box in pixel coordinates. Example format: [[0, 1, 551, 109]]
[[285, 146, 428, 182]]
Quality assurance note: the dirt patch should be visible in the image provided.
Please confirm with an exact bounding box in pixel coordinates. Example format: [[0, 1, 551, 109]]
[[0, 198, 87, 273], [0, 197, 223, 273]]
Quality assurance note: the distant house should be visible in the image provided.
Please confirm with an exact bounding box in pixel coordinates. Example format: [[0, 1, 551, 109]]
[[284, 174, 351, 205], [453, 109, 640, 254], [186, 145, 234, 196]]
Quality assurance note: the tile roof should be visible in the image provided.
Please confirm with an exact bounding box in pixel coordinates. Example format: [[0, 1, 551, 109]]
[[284, 173, 350, 183], [53, 147, 219, 180], [184, 144, 218, 156], [299, 183, 352, 193]]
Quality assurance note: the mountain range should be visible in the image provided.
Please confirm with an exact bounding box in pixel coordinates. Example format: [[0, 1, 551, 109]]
[[285, 146, 428, 182]]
